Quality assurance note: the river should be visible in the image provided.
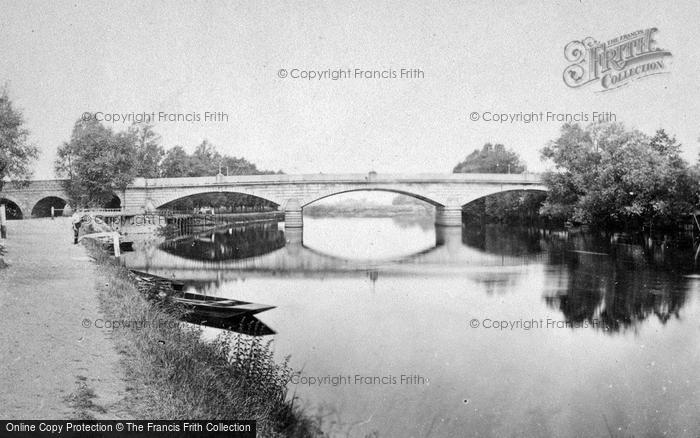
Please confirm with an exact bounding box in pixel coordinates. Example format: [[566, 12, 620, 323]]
[[123, 216, 700, 437]]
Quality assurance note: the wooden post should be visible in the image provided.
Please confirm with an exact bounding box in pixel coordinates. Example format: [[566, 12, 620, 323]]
[[694, 211, 700, 262], [0, 204, 6, 239], [112, 232, 121, 257]]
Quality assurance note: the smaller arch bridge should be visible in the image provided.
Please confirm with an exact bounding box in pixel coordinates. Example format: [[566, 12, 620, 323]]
[[0, 180, 71, 218]]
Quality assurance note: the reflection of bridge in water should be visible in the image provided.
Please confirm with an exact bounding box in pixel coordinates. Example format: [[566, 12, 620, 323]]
[[124, 226, 547, 282], [122, 221, 697, 335]]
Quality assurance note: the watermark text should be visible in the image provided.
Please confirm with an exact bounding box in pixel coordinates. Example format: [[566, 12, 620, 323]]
[[290, 373, 429, 386], [469, 318, 612, 330], [468, 111, 616, 123], [278, 67, 425, 80]]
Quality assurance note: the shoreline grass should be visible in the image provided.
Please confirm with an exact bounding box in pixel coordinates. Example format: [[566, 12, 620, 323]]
[[84, 240, 322, 437], [65, 379, 107, 420]]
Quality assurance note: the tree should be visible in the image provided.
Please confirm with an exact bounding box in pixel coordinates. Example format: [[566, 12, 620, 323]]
[[540, 123, 697, 228], [55, 118, 138, 207], [453, 143, 526, 174], [0, 86, 39, 192], [158, 141, 281, 210], [161, 140, 279, 178], [129, 123, 164, 178], [56, 117, 282, 209], [454, 143, 543, 224], [160, 146, 192, 178], [190, 140, 220, 176]]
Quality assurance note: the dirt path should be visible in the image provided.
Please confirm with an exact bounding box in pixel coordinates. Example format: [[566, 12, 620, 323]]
[[0, 218, 127, 419]]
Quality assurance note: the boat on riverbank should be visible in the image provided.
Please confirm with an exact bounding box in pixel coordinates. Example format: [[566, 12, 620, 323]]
[[130, 270, 275, 320], [169, 294, 275, 319]]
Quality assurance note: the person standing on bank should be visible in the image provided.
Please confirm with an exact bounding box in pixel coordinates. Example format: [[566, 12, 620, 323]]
[[71, 211, 82, 244]]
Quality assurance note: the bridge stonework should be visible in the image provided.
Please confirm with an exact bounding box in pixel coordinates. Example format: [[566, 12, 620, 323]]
[[123, 173, 547, 227], [0, 180, 71, 218], [2, 173, 547, 225]]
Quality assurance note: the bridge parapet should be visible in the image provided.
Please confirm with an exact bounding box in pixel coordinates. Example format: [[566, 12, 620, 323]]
[[131, 172, 545, 188]]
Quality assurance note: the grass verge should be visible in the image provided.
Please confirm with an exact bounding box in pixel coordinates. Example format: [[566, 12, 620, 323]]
[[84, 239, 323, 437], [65, 378, 107, 420]]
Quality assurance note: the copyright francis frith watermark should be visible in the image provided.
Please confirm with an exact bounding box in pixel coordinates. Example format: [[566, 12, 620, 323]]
[[469, 318, 613, 331], [563, 28, 672, 92]]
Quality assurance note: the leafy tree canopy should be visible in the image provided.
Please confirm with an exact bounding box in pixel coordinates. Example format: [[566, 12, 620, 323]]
[[160, 140, 280, 178], [453, 143, 526, 174], [130, 123, 164, 178], [540, 123, 699, 228], [158, 142, 282, 211], [55, 116, 281, 208], [55, 118, 138, 207], [0, 86, 39, 192]]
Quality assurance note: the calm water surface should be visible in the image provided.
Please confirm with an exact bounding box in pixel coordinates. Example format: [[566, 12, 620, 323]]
[[125, 217, 700, 437]]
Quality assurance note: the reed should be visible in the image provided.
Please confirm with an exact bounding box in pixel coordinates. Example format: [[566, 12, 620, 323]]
[[84, 240, 323, 437]]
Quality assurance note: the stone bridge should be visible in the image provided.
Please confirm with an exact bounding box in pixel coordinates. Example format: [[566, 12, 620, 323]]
[[126, 172, 547, 227], [1, 172, 547, 225], [0, 180, 70, 219]]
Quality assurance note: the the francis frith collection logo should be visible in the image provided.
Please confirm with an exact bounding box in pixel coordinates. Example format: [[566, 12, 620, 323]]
[[563, 28, 672, 92]]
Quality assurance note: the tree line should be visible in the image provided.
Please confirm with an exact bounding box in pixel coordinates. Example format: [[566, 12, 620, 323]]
[[454, 123, 700, 230], [54, 118, 282, 209]]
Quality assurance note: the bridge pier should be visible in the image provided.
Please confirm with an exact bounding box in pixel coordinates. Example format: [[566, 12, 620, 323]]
[[435, 202, 463, 227], [435, 226, 463, 257], [284, 199, 303, 228], [285, 227, 303, 257], [285, 227, 303, 245]]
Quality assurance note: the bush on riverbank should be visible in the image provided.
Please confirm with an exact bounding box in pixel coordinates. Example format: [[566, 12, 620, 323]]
[[84, 240, 322, 437], [540, 124, 700, 229]]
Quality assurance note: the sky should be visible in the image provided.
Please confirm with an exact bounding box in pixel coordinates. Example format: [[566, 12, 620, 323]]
[[1, 0, 699, 179]]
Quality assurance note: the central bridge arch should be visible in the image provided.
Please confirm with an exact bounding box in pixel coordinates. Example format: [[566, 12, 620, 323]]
[[301, 188, 441, 208]]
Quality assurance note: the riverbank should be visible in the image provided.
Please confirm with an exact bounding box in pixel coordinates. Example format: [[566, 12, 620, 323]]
[[84, 240, 322, 437], [0, 218, 127, 419]]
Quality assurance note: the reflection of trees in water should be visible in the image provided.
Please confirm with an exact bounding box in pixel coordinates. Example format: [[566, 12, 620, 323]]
[[464, 226, 694, 333], [390, 212, 434, 230], [542, 230, 693, 333], [462, 225, 546, 256], [160, 222, 286, 261], [461, 226, 561, 295], [544, 257, 688, 333]]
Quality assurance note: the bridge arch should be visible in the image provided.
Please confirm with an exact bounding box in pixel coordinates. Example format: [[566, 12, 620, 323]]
[[461, 187, 548, 207], [104, 193, 122, 209], [154, 190, 280, 211], [31, 196, 68, 217], [301, 188, 440, 208], [0, 197, 26, 219]]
